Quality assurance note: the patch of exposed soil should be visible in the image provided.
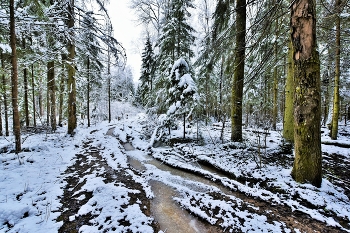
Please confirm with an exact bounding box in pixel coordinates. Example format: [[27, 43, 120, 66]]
[[323, 152, 350, 200], [56, 138, 159, 233]]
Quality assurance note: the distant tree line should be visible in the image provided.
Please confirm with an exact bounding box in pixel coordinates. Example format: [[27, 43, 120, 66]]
[[0, 0, 134, 151]]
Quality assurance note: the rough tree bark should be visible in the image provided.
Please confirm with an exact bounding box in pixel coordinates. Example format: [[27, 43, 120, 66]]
[[331, 0, 341, 140], [290, 0, 322, 187], [283, 41, 294, 142], [10, 0, 21, 152], [231, 0, 246, 142], [48, 61, 56, 131], [67, 0, 77, 135]]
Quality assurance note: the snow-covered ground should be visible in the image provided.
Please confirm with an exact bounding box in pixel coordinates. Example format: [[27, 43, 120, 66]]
[[1, 103, 350, 232], [0, 119, 154, 233], [140, 116, 350, 232]]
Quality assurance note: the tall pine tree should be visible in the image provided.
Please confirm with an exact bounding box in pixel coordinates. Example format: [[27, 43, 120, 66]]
[[137, 37, 155, 107]]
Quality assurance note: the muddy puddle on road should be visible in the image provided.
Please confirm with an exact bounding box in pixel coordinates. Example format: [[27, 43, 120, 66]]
[[150, 181, 211, 233], [107, 128, 347, 232], [126, 150, 226, 233]]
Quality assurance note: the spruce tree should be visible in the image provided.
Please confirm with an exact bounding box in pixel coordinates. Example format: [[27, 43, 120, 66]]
[[10, 0, 21, 153], [138, 37, 155, 107], [166, 58, 197, 138], [231, 0, 246, 142], [154, 0, 196, 113], [78, 12, 103, 127]]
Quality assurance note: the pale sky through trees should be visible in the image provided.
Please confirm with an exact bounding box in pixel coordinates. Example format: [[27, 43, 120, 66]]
[[109, 0, 142, 82]]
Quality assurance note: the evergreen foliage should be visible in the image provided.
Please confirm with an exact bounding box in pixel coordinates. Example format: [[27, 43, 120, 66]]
[[137, 37, 155, 107], [153, 0, 196, 114], [166, 57, 197, 120]]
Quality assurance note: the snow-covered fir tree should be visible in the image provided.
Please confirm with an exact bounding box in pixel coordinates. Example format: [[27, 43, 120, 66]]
[[165, 58, 197, 134], [135, 37, 155, 107], [153, 0, 196, 114], [157, 0, 195, 73]]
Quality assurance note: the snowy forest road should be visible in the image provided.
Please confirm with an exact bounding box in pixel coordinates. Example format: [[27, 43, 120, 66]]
[[1, 112, 349, 233], [107, 124, 342, 233], [124, 143, 346, 232], [55, 125, 348, 232], [57, 137, 157, 232]]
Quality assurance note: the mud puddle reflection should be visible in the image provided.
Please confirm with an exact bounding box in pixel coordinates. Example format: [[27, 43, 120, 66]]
[[150, 180, 210, 233], [127, 152, 223, 233]]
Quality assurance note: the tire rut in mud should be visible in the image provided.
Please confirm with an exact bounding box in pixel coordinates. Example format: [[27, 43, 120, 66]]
[[56, 139, 159, 233], [149, 148, 347, 232]]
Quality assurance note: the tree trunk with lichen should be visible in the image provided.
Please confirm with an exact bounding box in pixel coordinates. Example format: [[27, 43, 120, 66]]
[[283, 41, 294, 142], [331, 0, 341, 140], [231, 0, 246, 142], [290, 0, 322, 187]]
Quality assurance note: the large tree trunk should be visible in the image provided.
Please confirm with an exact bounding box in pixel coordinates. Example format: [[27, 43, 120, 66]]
[[231, 0, 246, 142], [67, 0, 77, 135], [283, 41, 294, 142], [10, 0, 21, 153], [48, 61, 56, 131], [331, 0, 341, 140], [290, 0, 322, 188], [23, 38, 29, 127]]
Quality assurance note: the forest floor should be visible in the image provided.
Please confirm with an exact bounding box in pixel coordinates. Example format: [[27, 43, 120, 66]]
[[1, 105, 350, 232]]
